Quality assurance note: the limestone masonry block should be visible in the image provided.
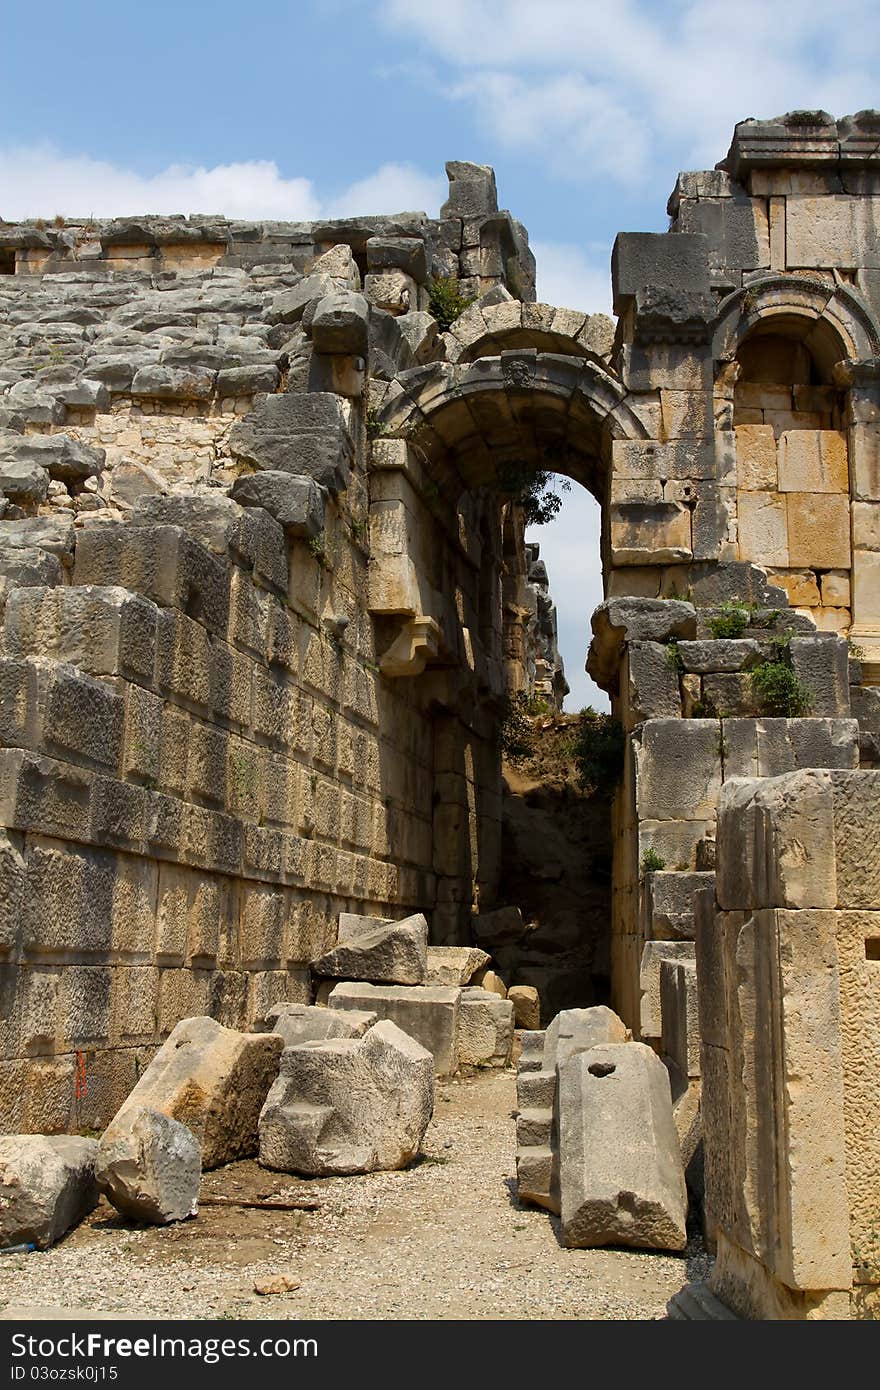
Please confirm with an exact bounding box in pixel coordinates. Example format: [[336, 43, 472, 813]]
[[101, 1016, 283, 1169], [258, 1019, 434, 1175], [557, 1043, 687, 1251], [0, 1135, 99, 1250], [96, 1106, 200, 1225], [312, 912, 428, 985], [786, 492, 850, 569], [777, 430, 848, 493], [329, 982, 460, 1076]]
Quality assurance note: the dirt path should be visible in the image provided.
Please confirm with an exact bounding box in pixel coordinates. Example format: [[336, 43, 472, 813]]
[[0, 1072, 707, 1321]]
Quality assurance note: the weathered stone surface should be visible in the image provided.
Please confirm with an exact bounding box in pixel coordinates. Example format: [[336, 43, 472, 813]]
[[101, 1016, 283, 1169], [258, 1020, 433, 1175], [329, 982, 460, 1076], [588, 599, 696, 690], [646, 870, 715, 940], [660, 957, 701, 1080], [557, 1043, 688, 1251], [313, 913, 428, 984], [0, 431, 104, 484], [508, 984, 540, 1029], [457, 987, 513, 1066], [310, 292, 369, 356], [229, 392, 352, 493], [425, 945, 490, 987], [0, 1135, 99, 1249], [639, 940, 696, 1040], [96, 1107, 200, 1224], [625, 641, 681, 722], [544, 1006, 629, 1071], [230, 471, 328, 537], [262, 1003, 377, 1048]]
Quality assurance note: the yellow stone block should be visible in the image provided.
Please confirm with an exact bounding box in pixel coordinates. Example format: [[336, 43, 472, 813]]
[[787, 493, 850, 569], [767, 568, 820, 607], [778, 430, 848, 493], [735, 424, 777, 490], [738, 491, 789, 565]]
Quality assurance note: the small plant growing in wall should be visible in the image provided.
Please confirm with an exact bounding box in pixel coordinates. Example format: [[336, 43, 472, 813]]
[[708, 601, 750, 640], [366, 406, 391, 440], [640, 847, 667, 874], [427, 275, 476, 331], [749, 651, 812, 717]]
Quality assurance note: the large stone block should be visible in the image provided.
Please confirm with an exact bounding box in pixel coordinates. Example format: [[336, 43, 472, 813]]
[[96, 1106, 200, 1224], [258, 1019, 433, 1175], [229, 392, 353, 494], [457, 987, 513, 1067], [634, 719, 722, 822], [611, 232, 710, 314], [0, 1135, 99, 1249], [588, 598, 696, 690], [557, 1043, 687, 1250], [624, 641, 681, 723], [777, 430, 848, 493], [329, 982, 460, 1076], [312, 912, 428, 984], [543, 1006, 628, 1071], [646, 870, 716, 940], [310, 291, 369, 355], [639, 940, 696, 1040], [74, 525, 230, 638], [102, 1016, 283, 1169], [425, 945, 490, 987], [715, 771, 836, 912], [230, 471, 327, 538], [786, 492, 850, 569], [263, 1002, 376, 1048], [787, 637, 850, 717]]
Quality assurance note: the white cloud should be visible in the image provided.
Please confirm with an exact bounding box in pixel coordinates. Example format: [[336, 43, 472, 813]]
[[381, 0, 880, 185], [533, 240, 613, 317], [0, 147, 443, 222], [325, 162, 445, 218]]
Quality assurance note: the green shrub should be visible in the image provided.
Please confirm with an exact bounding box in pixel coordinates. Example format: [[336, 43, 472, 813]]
[[495, 459, 570, 526], [568, 708, 625, 795], [749, 658, 812, 716], [498, 692, 540, 761], [641, 848, 667, 874], [428, 276, 476, 331], [708, 602, 749, 640]]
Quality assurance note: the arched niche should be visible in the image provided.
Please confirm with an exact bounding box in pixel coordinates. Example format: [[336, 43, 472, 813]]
[[714, 277, 880, 639]]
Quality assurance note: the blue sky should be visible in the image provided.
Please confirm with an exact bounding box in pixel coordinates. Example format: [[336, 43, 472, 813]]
[[3, 0, 878, 707]]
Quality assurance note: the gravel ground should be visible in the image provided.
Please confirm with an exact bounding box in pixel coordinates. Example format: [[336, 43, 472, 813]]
[[0, 1071, 709, 1321]]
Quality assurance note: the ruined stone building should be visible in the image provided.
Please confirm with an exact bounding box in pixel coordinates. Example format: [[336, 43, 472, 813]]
[[0, 110, 878, 1317]]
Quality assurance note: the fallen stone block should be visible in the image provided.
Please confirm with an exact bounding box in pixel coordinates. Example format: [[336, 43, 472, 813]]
[[102, 1016, 283, 1169], [472, 967, 507, 998], [96, 1107, 200, 1225], [312, 913, 428, 985], [329, 982, 460, 1075], [0, 1135, 99, 1250], [426, 945, 490, 987], [258, 1020, 434, 1175], [557, 1043, 688, 1251], [457, 987, 514, 1067], [508, 984, 541, 1029], [264, 1003, 377, 1048]]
